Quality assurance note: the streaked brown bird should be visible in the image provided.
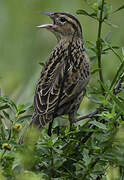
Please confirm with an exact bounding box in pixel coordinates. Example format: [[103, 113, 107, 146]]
[[19, 12, 90, 143]]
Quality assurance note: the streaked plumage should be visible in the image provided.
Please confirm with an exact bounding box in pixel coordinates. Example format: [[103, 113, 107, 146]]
[[19, 12, 90, 143]]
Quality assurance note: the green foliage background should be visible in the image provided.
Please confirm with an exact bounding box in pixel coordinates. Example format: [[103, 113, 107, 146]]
[[0, 0, 124, 180], [0, 0, 124, 100]]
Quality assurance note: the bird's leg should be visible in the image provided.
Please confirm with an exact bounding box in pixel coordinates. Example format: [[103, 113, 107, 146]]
[[69, 90, 86, 128], [56, 126, 60, 136], [48, 120, 53, 136], [69, 111, 76, 130]]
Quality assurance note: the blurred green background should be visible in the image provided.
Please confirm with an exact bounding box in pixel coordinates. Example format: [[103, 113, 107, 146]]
[[0, 0, 124, 104]]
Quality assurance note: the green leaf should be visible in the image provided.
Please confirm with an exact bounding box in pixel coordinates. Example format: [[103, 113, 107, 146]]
[[76, 9, 97, 19], [2, 110, 10, 119], [88, 96, 101, 104], [18, 110, 26, 115], [103, 4, 112, 17], [16, 104, 32, 116], [83, 148, 91, 165], [104, 41, 122, 63], [77, 9, 89, 16], [104, 20, 119, 28], [101, 82, 124, 112], [113, 5, 124, 14], [0, 104, 9, 110], [108, 92, 124, 112], [91, 2, 99, 12], [17, 115, 32, 122], [89, 120, 107, 130], [90, 56, 97, 61], [39, 62, 45, 67], [91, 68, 101, 75], [110, 61, 124, 89], [103, 41, 124, 90], [0, 96, 17, 113], [17, 104, 25, 112], [91, 47, 97, 53], [122, 47, 124, 58], [105, 32, 112, 42], [86, 40, 96, 47], [103, 46, 120, 53]]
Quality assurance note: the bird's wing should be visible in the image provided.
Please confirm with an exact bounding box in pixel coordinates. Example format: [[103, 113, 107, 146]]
[[34, 45, 67, 116]]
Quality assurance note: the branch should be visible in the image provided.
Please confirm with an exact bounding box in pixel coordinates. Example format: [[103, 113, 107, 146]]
[[74, 109, 99, 123], [96, 0, 105, 94]]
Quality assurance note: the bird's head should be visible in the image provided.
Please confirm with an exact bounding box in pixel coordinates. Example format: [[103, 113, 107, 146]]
[[36, 12, 83, 41]]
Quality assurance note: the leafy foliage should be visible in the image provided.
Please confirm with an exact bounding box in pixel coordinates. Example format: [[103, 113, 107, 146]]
[[0, 0, 124, 179]]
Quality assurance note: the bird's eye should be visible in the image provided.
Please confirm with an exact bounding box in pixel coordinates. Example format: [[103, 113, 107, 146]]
[[60, 17, 67, 23]]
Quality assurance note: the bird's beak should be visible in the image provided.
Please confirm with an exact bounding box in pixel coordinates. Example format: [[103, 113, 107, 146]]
[[36, 11, 55, 30]]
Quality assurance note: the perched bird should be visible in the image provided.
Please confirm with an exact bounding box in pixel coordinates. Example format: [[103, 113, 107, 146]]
[[19, 12, 90, 143]]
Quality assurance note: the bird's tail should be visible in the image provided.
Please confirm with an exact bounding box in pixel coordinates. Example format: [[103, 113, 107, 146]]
[[18, 113, 53, 144], [30, 113, 51, 129]]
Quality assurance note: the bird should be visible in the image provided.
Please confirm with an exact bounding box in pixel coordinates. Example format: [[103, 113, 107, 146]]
[[19, 11, 90, 143]]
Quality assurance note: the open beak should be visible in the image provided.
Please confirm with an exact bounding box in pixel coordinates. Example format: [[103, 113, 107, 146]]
[[36, 11, 55, 29]]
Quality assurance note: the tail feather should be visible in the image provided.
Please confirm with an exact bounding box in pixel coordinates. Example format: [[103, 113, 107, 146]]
[[18, 113, 53, 144], [30, 113, 53, 129]]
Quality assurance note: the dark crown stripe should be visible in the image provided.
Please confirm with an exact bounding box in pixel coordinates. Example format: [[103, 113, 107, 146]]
[[55, 12, 82, 35]]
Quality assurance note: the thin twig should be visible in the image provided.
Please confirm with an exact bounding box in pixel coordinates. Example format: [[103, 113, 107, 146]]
[[96, 0, 105, 94], [74, 109, 99, 123]]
